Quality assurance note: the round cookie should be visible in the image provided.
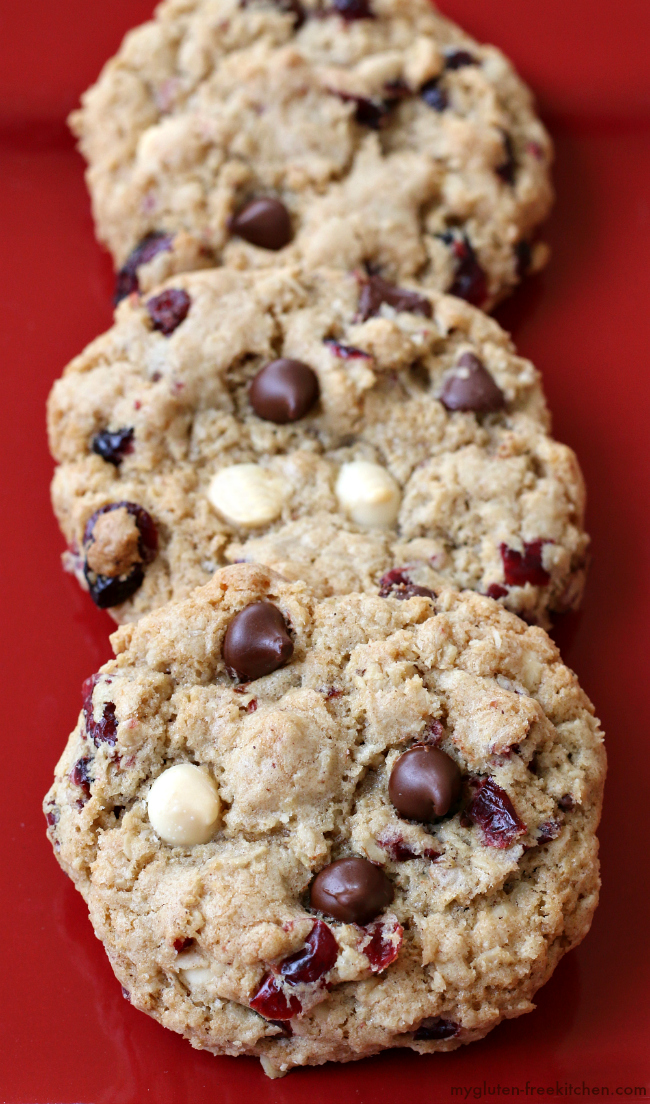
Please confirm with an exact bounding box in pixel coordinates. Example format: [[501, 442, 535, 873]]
[[44, 563, 606, 1077], [48, 265, 588, 626], [69, 0, 553, 307]]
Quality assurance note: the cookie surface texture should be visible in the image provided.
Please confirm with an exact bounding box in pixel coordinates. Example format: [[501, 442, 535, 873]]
[[47, 266, 588, 625], [44, 564, 606, 1077], [70, 0, 553, 306]]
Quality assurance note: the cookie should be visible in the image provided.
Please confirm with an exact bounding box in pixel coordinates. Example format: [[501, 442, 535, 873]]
[[47, 265, 588, 626], [69, 0, 553, 307], [44, 563, 606, 1077]]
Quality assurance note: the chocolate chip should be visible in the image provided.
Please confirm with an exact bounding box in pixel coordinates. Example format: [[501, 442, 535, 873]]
[[420, 79, 448, 112], [357, 274, 433, 322], [332, 0, 373, 20], [229, 198, 293, 250], [92, 427, 134, 467], [114, 231, 173, 304], [389, 746, 462, 822], [249, 358, 319, 423], [445, 234, 488, 306], [515, 240, 532, 279], [310, 857, 393, 925], [440, 352, 505, 413], [223, 601, 294, 681], [146, 288, 191, 335], [444, 49, 479, 70]]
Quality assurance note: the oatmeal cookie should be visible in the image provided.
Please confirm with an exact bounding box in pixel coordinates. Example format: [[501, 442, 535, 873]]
[[44, 563, 606, 1076], [70, 0, 552, 306], [48, 265, 588, 625]]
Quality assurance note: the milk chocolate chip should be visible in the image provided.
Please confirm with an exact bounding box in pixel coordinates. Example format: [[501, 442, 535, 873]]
[[223, 601, 293, 681], [249, 359, 319, 423], [310, 857, 393, 924], [229, 198, 293, 250], [389, 746, 462, 822], [440, 352, 505, 413]]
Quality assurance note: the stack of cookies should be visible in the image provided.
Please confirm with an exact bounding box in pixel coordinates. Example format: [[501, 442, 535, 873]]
[[44, 0, 605, 1078]]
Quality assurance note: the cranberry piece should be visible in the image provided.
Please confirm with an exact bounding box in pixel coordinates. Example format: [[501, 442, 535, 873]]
[[558, 794, 575, 812], [280, 920, 338, 985], [82, 675, 117, 747], [83, 502, 158, 609], [332, 0, 373, 19], [421, 79, 448, 112], [324, 339, 371, 360], [500, 540, 550, 588], [536, 821, 560, 844], [496, 132, 516, 185], [146, 288, 191, 335], [92, 427, 134, 467], [269, 1019, 293, 1037], [444, 50, 478, 70], [121, 986, 131, 1002], [361, 918, 403, 973], [421, 718, 445, 746], [173, 937, 193, 952], [335, 91, 393, 129], [486, 583, 508, 600], [250, 975, 302, 1020], [414, 1017, 459, 1040], [377, 831, 440, 863], [357, 274, 433, 321], [466, 778, 526, 848], [71, 756, 93, 799], [446, 234, 488, 307], [45, 808, 59, 828], [114, 231, 173, 304], [379, 568, 436, 601]]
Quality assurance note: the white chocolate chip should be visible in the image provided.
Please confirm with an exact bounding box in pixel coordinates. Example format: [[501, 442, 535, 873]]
[[335, 461, 401, 528], [207, 464, 284, 528], [147, 763, 220, 846]]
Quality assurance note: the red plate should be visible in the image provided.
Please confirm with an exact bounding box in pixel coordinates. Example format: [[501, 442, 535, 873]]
[[1, 2, 649, 1100]]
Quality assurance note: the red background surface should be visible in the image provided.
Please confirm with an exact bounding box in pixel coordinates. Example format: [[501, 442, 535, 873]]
[[1, 2, 649, 1101]]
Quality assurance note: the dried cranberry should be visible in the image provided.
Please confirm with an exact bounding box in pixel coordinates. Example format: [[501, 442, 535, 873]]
[[249, 975, 302, 1020], [325, 687, 343, 699], [173, 937, 193, 952], [500, 540, 550, 588], [83, 502, 158, 609], [496, 132, 516, 185], [466, 778, 526, 848], [536, 821, 560, 844], [92, 427, 134, 467], [361, 918, 403, 973], [414, 1017, 459, 1040], [331, 0, 373, 20], [444, 50, 478, 70], [357, 274, 432, 321], [444, 234, 488, 306], [421, 718, 445, 746], [82, 675, 117, 747], [45, 807, 59, 828], [378, 567, 435, 601], [121, 986, 131, 1002], [146, 288, 191, 335], [71, 756, 93, 799], [269, 1019, 293, 1037], [324, 338, 371, 360], [280, 920, 338, 985], [377, 831, 439, 863], [246, 698, 258, 713], [421, 79, 448, 112], [114, 232, 173, 304], [486, 583, 508, 600]]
